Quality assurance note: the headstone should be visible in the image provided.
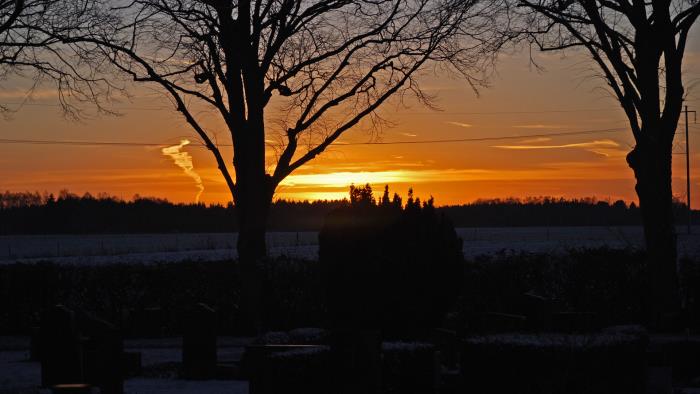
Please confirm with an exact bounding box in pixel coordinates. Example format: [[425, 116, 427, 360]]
[[520, 291, 555, 330], [181, 303, 217, 379], [382, 342, 438, 394], [330, 329, 382, 394], [121, 351, 142, 377], [78, 312, 124, 394], [647, 349, 673, 394], [40, 305, 84, 387], [30, 326, 41, 361]]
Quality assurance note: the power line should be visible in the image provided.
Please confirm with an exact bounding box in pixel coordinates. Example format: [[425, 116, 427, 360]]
[[3, 124, 700, 148], [339, 128, 624, 145], [683, 105, 696, 234], [0, 101, 625, 115], [0, 127, 629, 148], [0, 101, 170, 111]]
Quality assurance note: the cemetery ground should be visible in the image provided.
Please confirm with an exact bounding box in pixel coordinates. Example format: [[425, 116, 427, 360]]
[[2, 249, 700, 393], [0, 335, 250, 394]]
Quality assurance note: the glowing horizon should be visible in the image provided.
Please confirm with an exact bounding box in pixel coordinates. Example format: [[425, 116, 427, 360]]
[[2, 43, 700, 208]]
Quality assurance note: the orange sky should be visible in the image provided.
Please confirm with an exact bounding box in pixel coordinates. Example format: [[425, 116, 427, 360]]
[[1, 37, 700, 207]]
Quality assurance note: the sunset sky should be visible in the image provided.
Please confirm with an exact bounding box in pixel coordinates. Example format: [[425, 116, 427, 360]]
[[2, 34, 700, 207]]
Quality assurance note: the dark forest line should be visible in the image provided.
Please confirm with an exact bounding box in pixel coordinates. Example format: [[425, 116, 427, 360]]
[[0, 190, 698, 234]]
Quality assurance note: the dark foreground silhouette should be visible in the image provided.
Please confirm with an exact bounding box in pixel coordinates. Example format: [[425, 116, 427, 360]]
[[4, 186, 700, 393]]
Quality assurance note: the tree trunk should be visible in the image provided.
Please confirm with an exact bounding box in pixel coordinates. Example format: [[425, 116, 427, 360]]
[[627, 139, 681, 329], [233, 111, 273, 334], [235, 179, 273, 335]]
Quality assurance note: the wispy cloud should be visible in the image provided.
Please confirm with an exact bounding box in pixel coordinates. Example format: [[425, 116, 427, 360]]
[[446, 121, 473, 128], [400, 132, 418, 137], [162, 139, 204, 203], [0, 88, 60, 100], [586, 147, 629, 158], [512, 124, 566, 129], [492, 139, 620, 150]]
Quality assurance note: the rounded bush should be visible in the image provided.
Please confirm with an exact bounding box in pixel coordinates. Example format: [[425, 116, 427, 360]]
[[319, 185, 463, 338]]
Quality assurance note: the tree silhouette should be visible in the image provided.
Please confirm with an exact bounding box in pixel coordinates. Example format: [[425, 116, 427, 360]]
[[0, 1, 116, 118], [518, 0, 700, 326], [53, 0, 503, 330], [0, 1, 22, 33], [56, 0, 500, 259]]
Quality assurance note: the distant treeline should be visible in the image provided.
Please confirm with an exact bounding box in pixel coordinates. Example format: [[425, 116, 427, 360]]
[[0, 190, 697, 234]]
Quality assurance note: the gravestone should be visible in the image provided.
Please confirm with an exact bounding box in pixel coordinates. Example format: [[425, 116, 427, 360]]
[[181, 303, 217, 379], [382, 342, 438, 394], [121, 351, 142, 377], [40, 305, 84, 387], [519, 292, 555, 330], [647, 349, 673, 394], [78, 311, 124, 394], [30, 326, 41, 361], [330, 329, 382, 394]]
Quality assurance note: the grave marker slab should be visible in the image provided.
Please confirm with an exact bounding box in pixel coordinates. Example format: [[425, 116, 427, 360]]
[[181, 303, 217, 380], [40, 305, 84, 388]]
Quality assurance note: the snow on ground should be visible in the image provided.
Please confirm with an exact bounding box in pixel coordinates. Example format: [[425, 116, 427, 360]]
[[125, 379, 248, 394], [0, 350, 40, 393], [1, 226, 699, 265], [0, 338, 252, 394]]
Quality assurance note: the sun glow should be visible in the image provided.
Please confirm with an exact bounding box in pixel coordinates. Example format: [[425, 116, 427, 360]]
[[280, 170, 413, 187]]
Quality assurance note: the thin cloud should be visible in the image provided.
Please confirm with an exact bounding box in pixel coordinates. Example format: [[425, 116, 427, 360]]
[[400, 132, 418, 137], [492, 139, 620, 150], [162, 139, 205, 203], [0, 88, 60, 100], [446, 121, 473, 128], [587, 147, 629, 158]]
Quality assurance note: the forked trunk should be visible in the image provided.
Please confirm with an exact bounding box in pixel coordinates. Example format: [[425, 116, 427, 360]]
[[627, 139, 680, 328]]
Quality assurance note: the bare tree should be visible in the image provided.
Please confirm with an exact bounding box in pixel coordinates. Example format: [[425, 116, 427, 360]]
[[0, 1, 22, 33], [519, 0, 700, 326], [0, 0, 116, 117], [52, 0, 502, 328]]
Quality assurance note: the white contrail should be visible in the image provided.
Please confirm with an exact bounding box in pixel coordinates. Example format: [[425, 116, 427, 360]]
[[162, 139, 204, 203]]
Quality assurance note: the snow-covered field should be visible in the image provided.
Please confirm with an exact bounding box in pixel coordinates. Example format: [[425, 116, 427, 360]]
[[0, 337, 251, 394], [1, 226, 699, 265]]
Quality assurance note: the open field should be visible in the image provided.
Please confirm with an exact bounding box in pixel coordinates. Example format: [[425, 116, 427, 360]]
[[1, 226, 699, 264]]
